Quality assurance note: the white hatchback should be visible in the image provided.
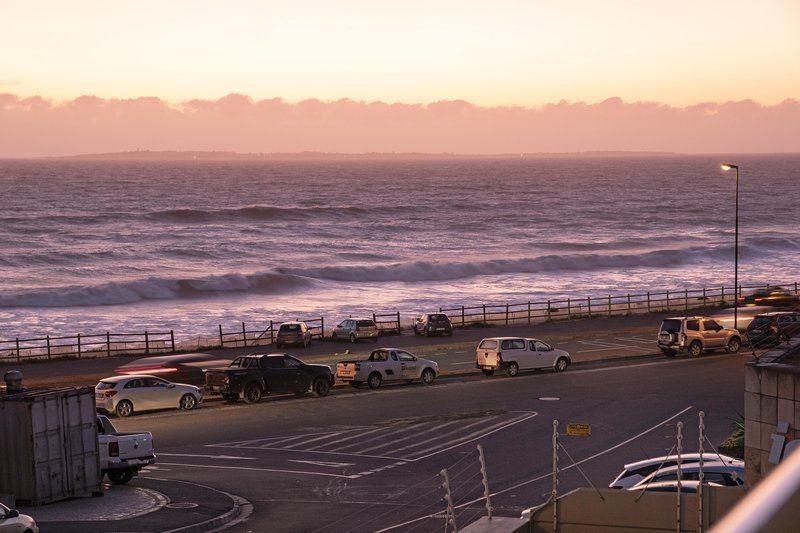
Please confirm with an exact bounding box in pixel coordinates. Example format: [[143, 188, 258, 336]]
[[476, 337, 570, 377], [96, 375, 203, 417]]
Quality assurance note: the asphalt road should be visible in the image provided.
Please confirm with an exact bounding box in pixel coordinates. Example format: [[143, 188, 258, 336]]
[[114, 350, 746, 533]]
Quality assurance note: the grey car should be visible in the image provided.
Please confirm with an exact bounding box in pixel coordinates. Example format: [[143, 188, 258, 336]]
[[331, 318, 379, 343]]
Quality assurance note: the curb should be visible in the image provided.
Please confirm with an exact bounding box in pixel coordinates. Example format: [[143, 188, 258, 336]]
[[162, 484, 252, 533]]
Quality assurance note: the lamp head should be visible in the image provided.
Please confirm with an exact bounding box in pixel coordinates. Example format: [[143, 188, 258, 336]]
[[721, 163, 738, 171]]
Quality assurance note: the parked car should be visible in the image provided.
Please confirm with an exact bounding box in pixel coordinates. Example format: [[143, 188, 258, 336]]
[[656, 316, 742, 357], [276, 321, 313, 348], [413, 313, 453, 337], [97, 415, 155, 484], [631, 461, 745, 488], [747, 311, 800, 348], [475, 337, 570, 377], [738, 286, 799, 308], [204, 353, 334, 403], [114, 352, 229, 386], [625, 480, 725, 493], [336, 348, 438, 389], [609, 453, 742, 489], [95, 375, 203, 417], [331, 318, 379, 343], [0, 501, 38, 533]]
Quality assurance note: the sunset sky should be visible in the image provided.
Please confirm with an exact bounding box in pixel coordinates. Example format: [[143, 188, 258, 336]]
[[2, 1, 799, 156]]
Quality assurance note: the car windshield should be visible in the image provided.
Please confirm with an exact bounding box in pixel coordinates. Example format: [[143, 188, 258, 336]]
[[96, 381, 116, 390], [660, 319, 682, 333], [749, 316, 773, 328], [357, 320, 375, 327], [280, 324, 301, 332]]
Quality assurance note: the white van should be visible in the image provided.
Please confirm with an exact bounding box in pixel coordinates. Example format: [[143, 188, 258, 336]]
[[475, 337, 570, 377]]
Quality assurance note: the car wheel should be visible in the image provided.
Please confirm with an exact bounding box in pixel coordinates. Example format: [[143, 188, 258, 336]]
[[726, 337, 741, 354], [506, 362, 519, 377], [482, 369, 495, 376], [179, 393, 197, 410], [555, 357, 569, 372], [421, 368, 435, 385], [107, 469, 134, 484], [350, 381, 362, 388], [313, 377, 331, 397], [447, 330, 453, 337], [243, 382, 263, 404], [350, 333, 357, 343], [367, 372, 382, 390], [689, 341, 703, 358], [115, 400, 134, 418], [223, 394, 239, 403]]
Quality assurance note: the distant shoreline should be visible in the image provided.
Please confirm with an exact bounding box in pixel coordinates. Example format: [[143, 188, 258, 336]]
[[45, 150, 678, 161]]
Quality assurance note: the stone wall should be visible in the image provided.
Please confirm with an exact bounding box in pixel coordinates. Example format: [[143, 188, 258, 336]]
[[743, 359, 800, 486]]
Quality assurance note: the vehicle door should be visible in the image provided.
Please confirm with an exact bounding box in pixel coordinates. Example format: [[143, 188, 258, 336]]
[[501, 339, 527, 368], [381, 351, 402, 381], [415, 315, 426, 334], [122, 378, 148, 409], [141, 377, 176, 410], [397, 351, 419, 379], [701, 319, 725, 347], [334, 320, 347, 338], [263, 357, 291, 393], [532, 340, 556, 368], [283, 356, 308, 391]]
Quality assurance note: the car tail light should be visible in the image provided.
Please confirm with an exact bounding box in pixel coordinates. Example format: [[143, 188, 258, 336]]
[[497, 352, 503, 362], [104, 390, 118, 397], [755, 298, 763, 302], [109, 441, 119, 457]]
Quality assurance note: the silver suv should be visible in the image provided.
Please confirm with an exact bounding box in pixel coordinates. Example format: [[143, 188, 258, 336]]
[[657, 316, 742, 357]]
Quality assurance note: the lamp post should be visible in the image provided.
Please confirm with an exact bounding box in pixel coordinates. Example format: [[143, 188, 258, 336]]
[[721, 163, 739, 330]]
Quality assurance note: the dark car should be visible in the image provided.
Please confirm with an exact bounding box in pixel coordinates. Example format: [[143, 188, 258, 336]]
[[276, 321, 313, 348], [738, 287, 799, 308], [746, 311, 800, 348], [115, 352, 231, 386], [204, 353, 334, 403], [413, 313, 453, 337]]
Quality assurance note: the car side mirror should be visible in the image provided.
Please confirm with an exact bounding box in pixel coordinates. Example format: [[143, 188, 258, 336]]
[[7, 509, 19, 518]]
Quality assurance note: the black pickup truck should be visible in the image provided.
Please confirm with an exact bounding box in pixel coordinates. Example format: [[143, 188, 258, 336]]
[[204, 354, 334, 403]]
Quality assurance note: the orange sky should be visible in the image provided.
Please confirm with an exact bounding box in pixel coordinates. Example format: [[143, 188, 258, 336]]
[[1, 1, 799, 156]]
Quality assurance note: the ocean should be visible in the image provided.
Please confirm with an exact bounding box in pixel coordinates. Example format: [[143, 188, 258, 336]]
[[0, 155, 798, 340]]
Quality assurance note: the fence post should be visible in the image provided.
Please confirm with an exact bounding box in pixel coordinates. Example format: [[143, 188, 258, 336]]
[[647, 291, 651, 312], [373, 312, 377, 325], [106, 332, 111, 357], [527, 302, 532, 325], [477, 444, 493, 519], [170, 330, 175, 352], [702, 287, 706, 302], [144, 331, 150, 355], [505, 303, 509, 326], [396, 312, 400, 333], [46, 335, 51, 359], [241, 322, 247, 347], [721, 286, 725, 304], [15, 338, 20, 363], [269, 320, 274, 344], [587, 296, 592, 317], [439, 306, 443, 313], [440, 469, 457, 533], [461, 305, 465, 328], [795, 281, 798, 294], [546, 300, 551, 322], [608, 295, 612, 316], [627, 294, 631, 314], [77, 333, 82, 359], [666, 290, 670, 310], [685, 289, 689, 311], [218, 325, 224, 348], [483, 304, 486, 323], [321, 316, 325, 338], [567, 298, 571, 320]]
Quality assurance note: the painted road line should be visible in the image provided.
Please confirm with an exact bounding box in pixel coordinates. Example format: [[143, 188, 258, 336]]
[[281, 431, 346, 449], [359, 420, 465, 454], [399, 414, 528, 459], [617, 337, 656, 344], [336, 422, 444, 452], [157, 453, 257, 461], [287, 459, 355, 468], [378, 416, 502, 456], [451, 361, 474, 365], [375, 406, 690, 532], [577, 340, 626, 348], [155, 462, 363, 479], [305, 426, 388, 451], [208, 444, 403, 461]]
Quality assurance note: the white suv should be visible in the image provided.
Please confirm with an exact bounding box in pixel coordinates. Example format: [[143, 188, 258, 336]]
[[657, 316, 742, 357]]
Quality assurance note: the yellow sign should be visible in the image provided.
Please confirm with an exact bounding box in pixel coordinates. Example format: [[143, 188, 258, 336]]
[[566, 423, 591, 436]]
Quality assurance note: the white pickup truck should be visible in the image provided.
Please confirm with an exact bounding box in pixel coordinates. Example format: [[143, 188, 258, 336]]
[[336, 348, 438, 389], [97, 415, 156, 484]]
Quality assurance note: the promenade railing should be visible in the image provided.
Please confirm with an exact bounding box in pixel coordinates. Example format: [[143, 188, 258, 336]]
[[0, 331, 175, 363]]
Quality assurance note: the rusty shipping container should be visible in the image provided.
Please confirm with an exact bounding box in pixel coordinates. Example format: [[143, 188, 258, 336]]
[[0, 386, 101, 505]]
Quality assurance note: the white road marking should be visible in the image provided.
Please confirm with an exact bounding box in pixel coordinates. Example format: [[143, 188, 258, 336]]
[[375, 406, 692, 532], [208, 445, 403, 461], [305, 426, 387, 451], [335, 423, 433, 452], [451, 361, 474, 365], [287, 459, 355, 468], [380, 417, 501, 455], [281, 432, 345, 449], [157, 453, 256, 461], [617, 337, 656, 344], [155, 462, 362, 479], [360, 419, 465, 454], [577, 340, 626, 348]]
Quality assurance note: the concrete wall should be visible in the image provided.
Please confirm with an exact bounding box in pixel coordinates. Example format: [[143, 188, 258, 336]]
[[743, 360, 800, 486]]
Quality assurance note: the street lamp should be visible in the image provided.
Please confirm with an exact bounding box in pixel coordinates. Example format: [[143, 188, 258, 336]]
[[721, 163, 740, 330]]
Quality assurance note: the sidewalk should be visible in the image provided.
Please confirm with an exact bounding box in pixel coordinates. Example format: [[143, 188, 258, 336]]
[[22, 478, 250, 533]]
